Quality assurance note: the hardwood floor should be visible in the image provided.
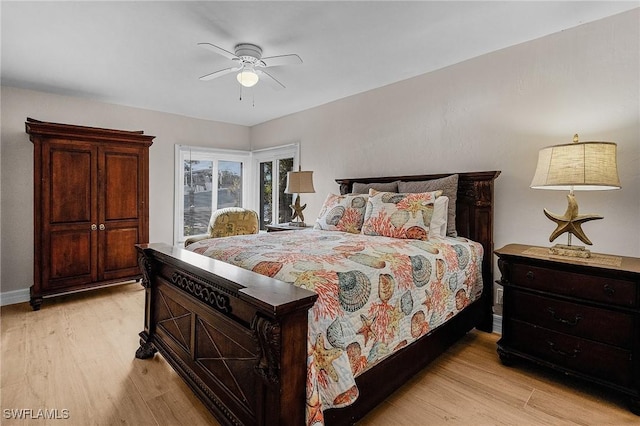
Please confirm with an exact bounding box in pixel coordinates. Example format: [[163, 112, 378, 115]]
[[1, 283, 637, 425]]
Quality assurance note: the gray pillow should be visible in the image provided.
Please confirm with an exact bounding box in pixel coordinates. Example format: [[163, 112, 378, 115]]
[[352, 180, 398, 194], [397, 174, 459, 237]]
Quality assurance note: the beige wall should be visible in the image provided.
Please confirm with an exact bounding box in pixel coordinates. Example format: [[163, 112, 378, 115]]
[[0, 87, 250, 295], [1, 9, 638, 301], [251, 9, 639, 258]]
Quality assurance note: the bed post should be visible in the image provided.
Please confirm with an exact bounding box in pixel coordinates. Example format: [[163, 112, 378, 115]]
[[455, 171, 500, 332], [136, 246, 157, 359]]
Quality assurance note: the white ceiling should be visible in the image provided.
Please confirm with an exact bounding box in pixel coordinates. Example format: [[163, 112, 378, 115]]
[[2, 1, 637, 127]]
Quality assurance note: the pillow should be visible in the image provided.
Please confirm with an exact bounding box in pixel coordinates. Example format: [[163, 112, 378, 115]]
[[398, 174, 459, 237], [361, 189, 441, 240], [430, 195, 449, 237], [351, 180, 398, 194], [314, 193, 368, 233]]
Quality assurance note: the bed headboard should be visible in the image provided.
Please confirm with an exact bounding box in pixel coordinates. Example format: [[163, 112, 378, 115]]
[[336, 171, 500, 330]]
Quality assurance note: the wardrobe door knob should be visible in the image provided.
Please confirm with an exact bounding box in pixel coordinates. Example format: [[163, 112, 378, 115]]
[[91, 224, 97, 231], [99, 224, 106, 231]]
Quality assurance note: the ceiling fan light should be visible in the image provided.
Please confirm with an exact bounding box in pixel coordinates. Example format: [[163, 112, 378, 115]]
[[237, 70, 259, 88]]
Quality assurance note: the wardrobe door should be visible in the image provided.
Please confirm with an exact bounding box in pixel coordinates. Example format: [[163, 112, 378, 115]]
[[98, 145, 147, 281], [41, 140, 98, 289]]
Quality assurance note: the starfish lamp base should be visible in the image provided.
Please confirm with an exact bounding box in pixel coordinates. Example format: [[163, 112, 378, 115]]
[[543, 192, 603, 258], [288, 194, 308, 228], [549, 243, 591, 258]]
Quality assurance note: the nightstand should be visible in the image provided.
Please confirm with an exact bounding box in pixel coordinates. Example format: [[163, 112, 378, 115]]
[[495, 244, 640, 414], [265, 223, 313, 232]]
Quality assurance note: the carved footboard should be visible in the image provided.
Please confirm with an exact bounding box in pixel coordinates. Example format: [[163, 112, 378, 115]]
[[136, 243, 317, 426]]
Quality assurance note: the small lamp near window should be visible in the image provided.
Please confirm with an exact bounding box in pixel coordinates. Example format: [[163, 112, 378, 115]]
[[284, 167, 315, 227], [530, 134, 621, 258]]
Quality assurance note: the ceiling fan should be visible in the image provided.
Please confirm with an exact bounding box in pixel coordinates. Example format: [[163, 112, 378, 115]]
[[198, 42, 302, 90]]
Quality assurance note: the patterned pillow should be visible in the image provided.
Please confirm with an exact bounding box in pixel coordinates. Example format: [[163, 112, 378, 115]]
[[361, 189, 442, 240], [314, 193, 368, 233], [398, 174, 459, 237]]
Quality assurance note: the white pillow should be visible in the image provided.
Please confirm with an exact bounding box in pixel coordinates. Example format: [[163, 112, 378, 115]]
[[429, 196, 449, 237]]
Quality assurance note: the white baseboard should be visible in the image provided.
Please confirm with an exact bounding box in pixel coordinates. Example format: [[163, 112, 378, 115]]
[[493, 313, 502, 335], [0, 288, 30, 306]]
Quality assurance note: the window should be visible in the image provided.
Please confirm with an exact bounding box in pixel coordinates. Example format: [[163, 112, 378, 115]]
[[174, 146, 250, 244], [257, 157, 294, 229], [174, 143, 299, 243], [252, 144, 299, 230]]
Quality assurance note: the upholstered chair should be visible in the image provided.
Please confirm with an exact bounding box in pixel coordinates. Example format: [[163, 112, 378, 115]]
[[184, 207, 259, 247]]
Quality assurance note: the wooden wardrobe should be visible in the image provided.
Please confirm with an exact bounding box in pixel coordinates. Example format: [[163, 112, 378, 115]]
[[26, 118, 155, 310]]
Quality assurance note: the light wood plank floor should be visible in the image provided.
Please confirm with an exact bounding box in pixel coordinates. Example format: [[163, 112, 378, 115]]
[[1, 283, 637, 425]]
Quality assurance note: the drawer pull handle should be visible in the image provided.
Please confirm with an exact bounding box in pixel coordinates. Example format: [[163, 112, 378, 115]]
[[547, 307, 582, 326], [526, 271, 534, 280], [546, 340, 580, 358], [603, 284, 615, 297]]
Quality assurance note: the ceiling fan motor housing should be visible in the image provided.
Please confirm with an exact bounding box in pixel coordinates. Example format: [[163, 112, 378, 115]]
[[234, 43, 262, 62]]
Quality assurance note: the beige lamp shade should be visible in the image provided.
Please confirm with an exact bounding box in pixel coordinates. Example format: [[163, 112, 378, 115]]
[[285, 170, 315, 194], [530, 138, 621, 191]]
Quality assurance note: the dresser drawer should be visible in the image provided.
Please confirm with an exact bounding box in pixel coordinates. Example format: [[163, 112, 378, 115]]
[[510, 291, 633, 348], [510, 263, 637, 307], [508, 320, 633, 387]]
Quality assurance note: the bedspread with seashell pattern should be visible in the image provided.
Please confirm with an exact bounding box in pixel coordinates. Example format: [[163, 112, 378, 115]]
[[186, 229, 483, 425]]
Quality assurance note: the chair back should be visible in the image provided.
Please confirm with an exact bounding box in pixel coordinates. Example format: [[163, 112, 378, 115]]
[[208, 207, 259, 238]]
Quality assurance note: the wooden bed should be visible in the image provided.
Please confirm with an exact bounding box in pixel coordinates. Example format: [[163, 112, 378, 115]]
[[135, 170, 500, 426]]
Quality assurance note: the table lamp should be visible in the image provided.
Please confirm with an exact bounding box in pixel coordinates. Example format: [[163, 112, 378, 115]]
[[530, 134, 620, 258], [284, 167, 315, 227]]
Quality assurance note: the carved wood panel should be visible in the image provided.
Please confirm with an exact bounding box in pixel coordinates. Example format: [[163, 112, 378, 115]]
[[155, 289, 192, 353]]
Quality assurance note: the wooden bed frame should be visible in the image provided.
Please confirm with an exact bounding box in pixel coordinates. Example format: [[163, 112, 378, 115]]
[[135, 170, 500, 426]]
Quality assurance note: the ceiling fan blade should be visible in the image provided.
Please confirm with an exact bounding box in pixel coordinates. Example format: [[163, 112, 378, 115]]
[[258, 70, 286, 90], [199, 66, 240, 81], [260, 54, 303, 68], [198, 42, 238, 61]]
